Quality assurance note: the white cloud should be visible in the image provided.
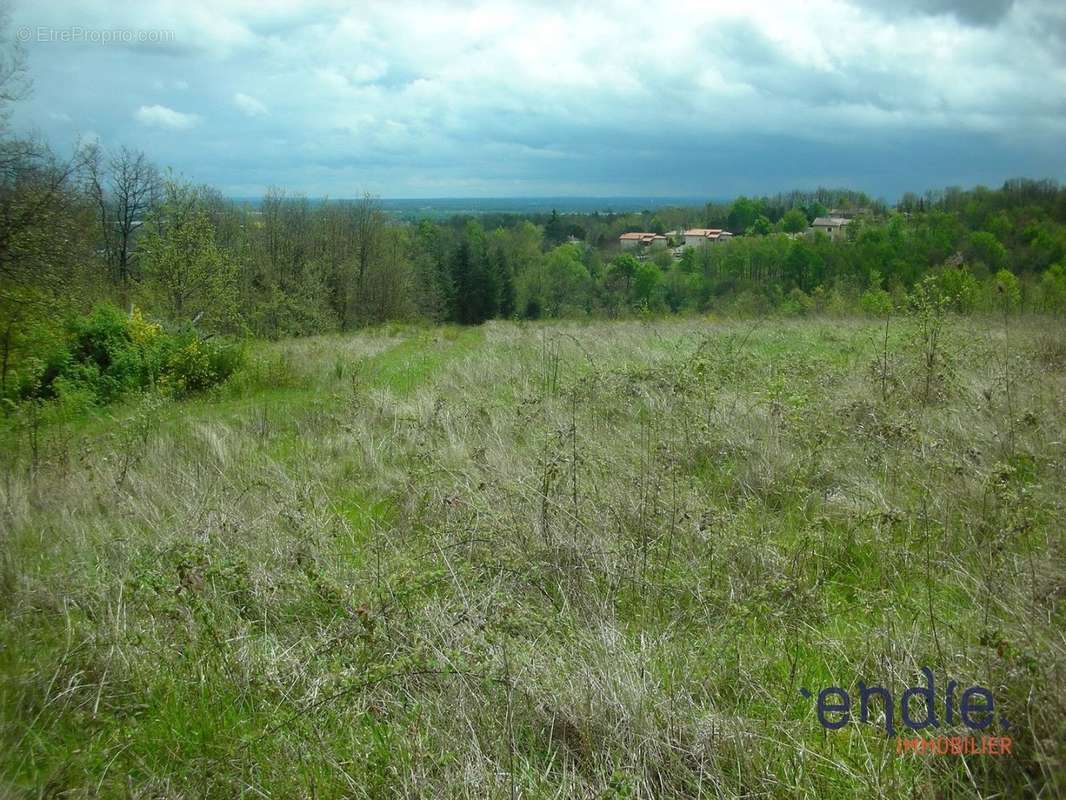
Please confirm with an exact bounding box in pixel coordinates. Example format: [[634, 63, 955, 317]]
[[134, 104, 202, 130], [234, 92, 268, 117]]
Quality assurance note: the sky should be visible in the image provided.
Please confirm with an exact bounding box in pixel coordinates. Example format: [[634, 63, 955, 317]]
[[7, 0, 1066, 200]]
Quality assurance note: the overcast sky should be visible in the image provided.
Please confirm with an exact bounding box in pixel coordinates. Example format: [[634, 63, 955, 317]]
[[9, 0, 1066, 199]]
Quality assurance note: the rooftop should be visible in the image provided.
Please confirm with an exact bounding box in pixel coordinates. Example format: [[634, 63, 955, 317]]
[[619, 232, 667, 241]]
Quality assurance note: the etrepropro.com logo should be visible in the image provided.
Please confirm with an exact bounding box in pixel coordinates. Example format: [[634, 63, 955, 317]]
[[17, 26, 175, 45]]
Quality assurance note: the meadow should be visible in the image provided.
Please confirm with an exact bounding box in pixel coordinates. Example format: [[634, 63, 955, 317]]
[[1, 314, 1064, 798]]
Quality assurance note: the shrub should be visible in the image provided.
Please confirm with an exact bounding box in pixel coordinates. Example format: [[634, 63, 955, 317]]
[[907, 276, 957, 404], [825, 285, 857, 316], [904, 268, 976, 313], [860, 288, 893, 316], [20, 305, 243, 407], [62, 305, 145, 401], [780, 287, 814, 316], [934, 265, 980, 312], [159, 334, 244, 397], [1039, 263, 1066, 313], [731, 289, 770, 316], [992, 268, 1021, 311]]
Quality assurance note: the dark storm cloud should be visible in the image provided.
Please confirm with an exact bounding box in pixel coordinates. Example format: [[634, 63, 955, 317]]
[[854, 0, 1016, 27]]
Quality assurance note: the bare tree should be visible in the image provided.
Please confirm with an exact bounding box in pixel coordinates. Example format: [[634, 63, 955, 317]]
[[359, 225, 415, 324], [354, 192, 382, 292], [0, 7, 89, 304], [0, 141, 96, 389], [344, 192, 384, 327], [85, 145, 161, 284], [111, 147, 160, 283], [0, 1, 28, 137], [260, 186, 285, 277], [0, 9, 101, 389]]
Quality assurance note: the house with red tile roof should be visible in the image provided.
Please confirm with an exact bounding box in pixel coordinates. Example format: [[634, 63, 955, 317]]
[[619, 232, 668, 250], [683, 228, 734, 247]]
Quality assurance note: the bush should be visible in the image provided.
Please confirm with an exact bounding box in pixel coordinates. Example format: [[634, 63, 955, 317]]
[[1039, 263, 1066, 313], [934, 265, 980, 312], [20, 305, 243, 407], [158, 334, 244, 396], [730, 289, 771, 316], [991, 268, 1021, 311], [62, 305, 145, 401], [860, 288, 893, 316], [780, 287, 814, 316]]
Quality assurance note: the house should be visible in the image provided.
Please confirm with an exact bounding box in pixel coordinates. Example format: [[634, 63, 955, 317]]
[[683, 228, 734, 247], [619, 232, 668, 251], [811, 217, 851, 241]]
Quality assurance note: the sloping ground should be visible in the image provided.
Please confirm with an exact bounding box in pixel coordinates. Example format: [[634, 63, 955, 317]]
[[1, 317, 1064, 798]]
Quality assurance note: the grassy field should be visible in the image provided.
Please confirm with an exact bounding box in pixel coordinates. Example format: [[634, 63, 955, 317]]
[[1, 315, 1064, 798]]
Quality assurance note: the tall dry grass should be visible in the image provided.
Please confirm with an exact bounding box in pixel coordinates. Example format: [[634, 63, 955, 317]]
[[1, 316, 1063, 798]]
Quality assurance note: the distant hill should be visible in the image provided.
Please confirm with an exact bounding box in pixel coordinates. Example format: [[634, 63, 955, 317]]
[[229, 196, 717, 218]]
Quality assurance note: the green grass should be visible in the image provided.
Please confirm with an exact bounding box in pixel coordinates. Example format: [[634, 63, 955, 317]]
[[1, 315, 1064, 798]]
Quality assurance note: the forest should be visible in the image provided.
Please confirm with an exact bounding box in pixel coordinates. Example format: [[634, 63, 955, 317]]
[[4, 125, 1066, 414]]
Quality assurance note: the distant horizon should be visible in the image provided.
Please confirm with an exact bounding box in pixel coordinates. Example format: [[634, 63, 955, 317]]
[[228, 194, 720, 205], [228, 194, 718, 201], [222, 176, 1053, 210]]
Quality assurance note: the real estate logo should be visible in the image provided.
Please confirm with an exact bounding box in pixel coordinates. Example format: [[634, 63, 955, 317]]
[[800, 667, 1013, 756]]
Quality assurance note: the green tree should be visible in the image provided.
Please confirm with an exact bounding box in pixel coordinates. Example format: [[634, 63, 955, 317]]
[[728, 197, 758, 232], [678, 246, 698, 273], [544, 209, 566, 246], [784, 241, 819, 291], [1039, 263, 1066, 313], [608, 254, 638, 291], [450, 221, 497, 324], [137, 181, 241, 332], [410, 221, 454, 322], [544, 244, 591, 315], [936, 265, 980, 312], [964, 231, 1007, 272], [652, 248, 673, 270], [662, 265, 694, 312], [518, 244, 591, 318], [804, 202, 828, 223], [992, 268, 1021, 311], [1025, 220, 1066, 272], [488, 238, 516, 318], [749, 215, 772, 236], [781, 208, 808, 234], [504, 221, 544, 276], [632, 260, 662, 307]]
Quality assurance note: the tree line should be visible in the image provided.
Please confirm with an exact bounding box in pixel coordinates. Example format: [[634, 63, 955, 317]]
[[3, 22, 1066, 405], [5, 134, 1066, 359]]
